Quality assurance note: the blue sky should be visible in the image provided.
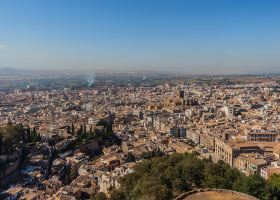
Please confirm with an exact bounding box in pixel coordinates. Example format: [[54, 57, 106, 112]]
[[0, 0, 280, 74]]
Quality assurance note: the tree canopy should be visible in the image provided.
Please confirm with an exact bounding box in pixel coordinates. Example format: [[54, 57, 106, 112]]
[[105, 153, 280, 200], [0, 124, 24, 154]]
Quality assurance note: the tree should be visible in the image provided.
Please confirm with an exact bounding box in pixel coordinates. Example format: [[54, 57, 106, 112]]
[[66, 125, 71, 134], [266, 174, 280, 200], [83, 122, 87, 134], [141, 184, 172, 200], [154, 148, 164, 157], [92, 192, 108, 200], [19, 124, 25, 141], [32, 126, 37, 143], [182, 157, 204, 187], [90, 126, 93, 134], [172, 178, 187, 196], [126, 152, 136, 162], [27, 125, 31, 142], [0, 134, 3, 155], [0, 124, 23, 154], [208, 155, 212, 162], [77, 124, 83, 136], [234, 174, 265, 199], [109, 190, 125, 200], [203, 161, 240, 189], [37, 132, 41, 141], [97, 119, 113, 136], [71, 123, 75, 135], [113, 153, 269, 200]]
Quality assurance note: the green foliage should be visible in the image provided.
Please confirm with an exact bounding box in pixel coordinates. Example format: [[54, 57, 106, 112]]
[[73, 120, 121, 152], [137, 184, 172, 200], [185, 139, 196, 147], [109, 190, 126, 200], [126, 152, 136, 162], [92, 192, 108, 200], [141, 148, 164, 159], [115, 153, 279, 200], [77, 124, 83, 136], [117, 153, 205, 199], [0, 124, 24, 154], [233, 174, 266, 198], [96, 118, 114, 136], [172, 178, 186, 196], [266, 174, 280, 200], [204, 161, 241, 189], [71, 123, 75, 135], [31, 126, 39, 143]]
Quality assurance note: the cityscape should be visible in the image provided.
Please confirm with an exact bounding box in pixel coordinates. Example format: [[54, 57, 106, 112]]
[[1, 1, 280, 200], [1, 72, 280, 200]]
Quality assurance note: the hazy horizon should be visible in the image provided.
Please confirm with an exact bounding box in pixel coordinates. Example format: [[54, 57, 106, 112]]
[[1, 0, 280, 74]]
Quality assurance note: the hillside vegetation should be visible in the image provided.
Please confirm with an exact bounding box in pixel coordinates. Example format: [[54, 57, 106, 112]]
[[94, 153, 280, 200]]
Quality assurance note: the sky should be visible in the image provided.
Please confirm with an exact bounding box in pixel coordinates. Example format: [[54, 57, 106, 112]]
[[0, 0, 280, 74]]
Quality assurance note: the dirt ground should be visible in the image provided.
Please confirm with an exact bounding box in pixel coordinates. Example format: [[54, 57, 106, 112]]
[[184, 191, 254, 200]]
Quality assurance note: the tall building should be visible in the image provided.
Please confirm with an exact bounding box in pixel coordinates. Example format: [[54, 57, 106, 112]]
[[170, 126, 187, 138], [224, 106, 235, 119]]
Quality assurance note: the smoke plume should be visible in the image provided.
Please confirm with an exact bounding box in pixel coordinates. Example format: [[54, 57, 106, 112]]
[[87, 73, 95, 87]]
